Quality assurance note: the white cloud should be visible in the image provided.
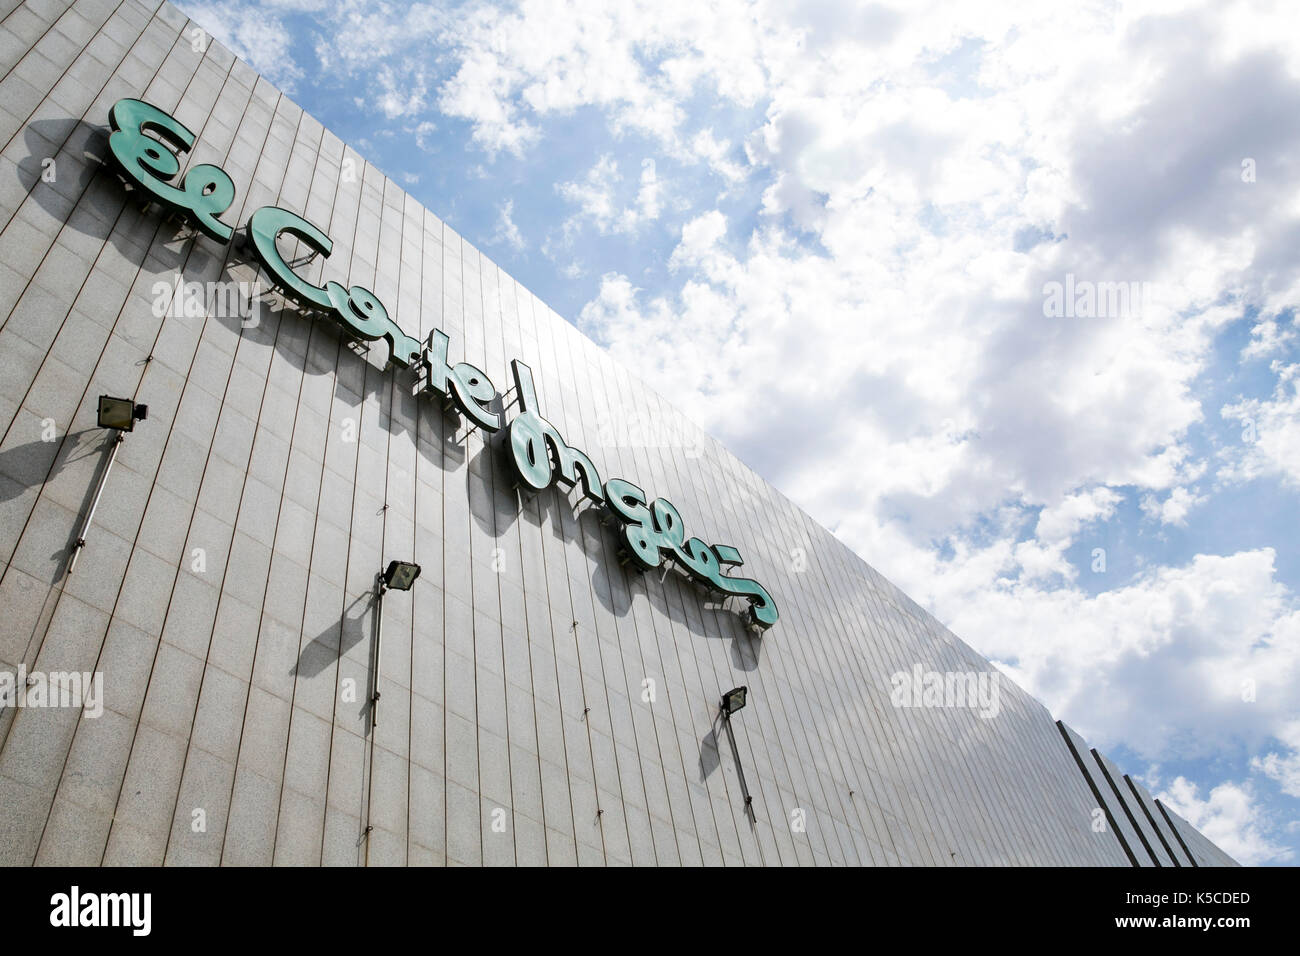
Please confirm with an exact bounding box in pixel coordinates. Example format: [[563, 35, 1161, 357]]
[[1252, 720, 1300, 797], [557, 155, 664, 235], [1012, 487, 1122, 581], [1036, 487, 1124, 544], [368, 65, 428, 119], [409, 121, 438, 151], [1242, 316, 1298, 361], [1139, 485, 1208, 526], [634, 158, 663, 224], [177, 0, 305, 92], [943, 550, 1300, 762], [432, 0, 769, 155], [558, 155, 620, 232], [571, 6, 1300, 816], [690, 128, 747, 183], [1221, 362, 1300, 488], [436, 45, 540, 157], [491, 199, 526, 250]]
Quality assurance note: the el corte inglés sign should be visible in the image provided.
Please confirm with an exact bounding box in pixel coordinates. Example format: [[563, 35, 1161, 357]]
[[104, 97, 778, 631]]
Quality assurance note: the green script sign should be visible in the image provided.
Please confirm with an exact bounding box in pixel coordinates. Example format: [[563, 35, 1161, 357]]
[[104, 97, 779, 630]]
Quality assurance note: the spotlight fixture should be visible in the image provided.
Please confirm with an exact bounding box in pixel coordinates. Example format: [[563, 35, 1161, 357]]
[[96, 395, 148, 431], [721, 685, 748, 717], [381, 559, 421, 591], [719, 685, 755, 820], [365, 557, 419, 852], [370, 559, 421, 731], [69, 394, 148, 574]]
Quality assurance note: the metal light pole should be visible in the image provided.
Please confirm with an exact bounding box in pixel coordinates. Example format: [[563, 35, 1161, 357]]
[[368, 559, 421, 729], [370, 571, 385, 727], [720, 687, 755, 822], [69, 396, 147, 575], [362, 560, 420, 860], [68, 432, 123, 574]]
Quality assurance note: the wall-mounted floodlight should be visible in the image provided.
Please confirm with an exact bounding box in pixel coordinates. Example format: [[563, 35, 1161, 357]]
[[721, 686, 748, 716], [69, 395, 148, 574], [96, 395, 148, 431], [370, 560, 421, 730], [364, 556, 421, 854], [381, 559, 421, 591], [719, 686, 755, 819]]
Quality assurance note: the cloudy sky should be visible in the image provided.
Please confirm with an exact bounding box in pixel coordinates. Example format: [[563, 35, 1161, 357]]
[[175, 0, 1300, 865]]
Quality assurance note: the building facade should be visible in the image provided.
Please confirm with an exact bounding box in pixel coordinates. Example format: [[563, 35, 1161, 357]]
[[0, 0, 1236, 866]]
